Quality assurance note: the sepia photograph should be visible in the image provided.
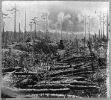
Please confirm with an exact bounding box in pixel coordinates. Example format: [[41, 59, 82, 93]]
[[1, 1, 109, 98]]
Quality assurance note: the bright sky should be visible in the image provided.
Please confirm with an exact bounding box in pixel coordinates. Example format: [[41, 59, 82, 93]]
[[2, 1, 109, 33]]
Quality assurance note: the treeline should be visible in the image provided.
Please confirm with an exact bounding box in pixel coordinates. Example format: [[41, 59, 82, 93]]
[[2, 29, 108, 49]]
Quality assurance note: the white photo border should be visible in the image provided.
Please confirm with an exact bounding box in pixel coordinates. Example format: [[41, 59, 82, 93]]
[[0, 0, 110, 100]]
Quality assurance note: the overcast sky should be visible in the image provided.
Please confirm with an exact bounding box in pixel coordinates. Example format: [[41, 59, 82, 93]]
[[2, 1, 109, 34]]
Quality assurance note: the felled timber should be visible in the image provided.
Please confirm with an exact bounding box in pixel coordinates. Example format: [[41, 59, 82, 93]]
[[49, 66, 93, 77], [72, 62, 92, 69], [50, 76, 86, 81], [14, 61, 92, 76], [38, 93, 80, 98], [49, 68, 74, 77], [73, 71, 95, 76], [51, 65, 71, 70], [14, 67, 94, 77], [37, 80, 94, 85], [26, 84, 67, 89], [50, 70, 95, 77], [1, 87, 70, 97], [68, 85, 100, 90], [54, 63, 68, 66], [2, 67, 22, 73], [51, 62, 85, 70], [60, 56, 95, 63], [50, 76, 67, 81], [70, 81, 96, 85], [51, 62, 91, 74], [16, 93, 80, 98], [14, 72, 43, 75], [13, 88, 70, 94], [26, 81, 96, 89]]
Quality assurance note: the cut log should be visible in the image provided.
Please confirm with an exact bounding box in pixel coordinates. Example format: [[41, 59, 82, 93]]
[[2, 67, 22, 73], [60, 56, 95, 63], [14, 69, 94, 77], [51, 62, 86, 71], [14, 72, 41, 75], [51, 65, 71, 70], [38, 93, 80, 98], [70, 81, 96, 85], [37, 80, 94, 85], [14, 62, 92, 76], [50, 76, 86, 81], [49, 67, 93, 77], [72, 62, 92, 69], [26, 81, 96, 89], [13, 88, 70, 94], [68, 85, 100, 90], [16, 93, 80, 98], [1, 87, 70, 97], [54, 63, 68, 66], [50, 70, 95, 77], [26, 84, 67, 89], [73, 71, 95, 76]]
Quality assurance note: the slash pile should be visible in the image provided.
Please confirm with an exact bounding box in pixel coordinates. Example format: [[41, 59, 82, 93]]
[[2, 39, 107, 98], [2, 55, 106, 98]]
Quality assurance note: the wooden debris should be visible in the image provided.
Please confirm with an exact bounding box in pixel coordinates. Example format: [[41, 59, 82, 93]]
[[2, 67, 22, 73], [68, 85, 100, 90], [14, 72, 41, 75], [13, 88, 70, 94]]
